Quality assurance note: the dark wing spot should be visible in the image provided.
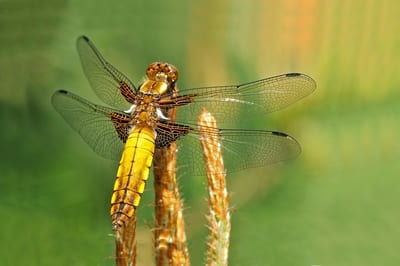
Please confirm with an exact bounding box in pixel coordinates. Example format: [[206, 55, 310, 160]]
[[271, 131, 289, 137], [82, 35, 89, 42], [58, 90, 68, 94], [286, 73, 301, 77]]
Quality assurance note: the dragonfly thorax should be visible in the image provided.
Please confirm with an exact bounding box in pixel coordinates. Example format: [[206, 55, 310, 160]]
[[137, 111, 152, 122], [127, 92, 168, 129], [129, 96, 157, 124]]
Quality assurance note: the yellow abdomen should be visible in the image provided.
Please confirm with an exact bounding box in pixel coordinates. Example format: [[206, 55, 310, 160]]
[[110, 125, 156, 230]]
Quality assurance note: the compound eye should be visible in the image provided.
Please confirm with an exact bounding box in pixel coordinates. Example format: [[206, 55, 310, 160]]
[[165, 64, 178, 82], [146, 63, 160, 79], [168, 72, 177, 82]]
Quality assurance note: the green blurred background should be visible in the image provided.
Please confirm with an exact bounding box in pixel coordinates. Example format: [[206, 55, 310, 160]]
[[0, 0, 399, 265]]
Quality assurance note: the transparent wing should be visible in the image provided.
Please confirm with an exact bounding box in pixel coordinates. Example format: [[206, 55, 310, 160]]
[[52, 90, 129, 160], [76, 35, 137, 109], [176, 126, 301, 176], [165, 73, 316, 125]]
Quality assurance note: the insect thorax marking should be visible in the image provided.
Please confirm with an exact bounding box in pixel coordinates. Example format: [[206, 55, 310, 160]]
[[126, 93, 167, 134]]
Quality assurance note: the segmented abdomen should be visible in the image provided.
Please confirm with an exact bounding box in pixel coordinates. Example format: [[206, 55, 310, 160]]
[[110, 125, 156, 230]]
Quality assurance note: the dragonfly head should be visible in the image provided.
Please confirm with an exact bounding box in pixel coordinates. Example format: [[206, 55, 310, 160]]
[[146, 62, 179, 84], [140, 62, 179, 96]]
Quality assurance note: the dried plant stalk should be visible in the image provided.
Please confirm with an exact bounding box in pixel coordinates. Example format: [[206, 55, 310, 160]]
[[153, 144, 190, 266], [153, 87, 190, 266], [115, 214, 137, 266], [198, 109, 231, 266]]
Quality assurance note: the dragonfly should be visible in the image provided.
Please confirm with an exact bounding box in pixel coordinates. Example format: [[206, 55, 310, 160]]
[[52, 35, 316, 231]]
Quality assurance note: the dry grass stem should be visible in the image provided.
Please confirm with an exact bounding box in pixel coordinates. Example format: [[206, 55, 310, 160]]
[[115, 214, 137, 266], [153, 88, 190, 266], [198, 109, 231, 266]]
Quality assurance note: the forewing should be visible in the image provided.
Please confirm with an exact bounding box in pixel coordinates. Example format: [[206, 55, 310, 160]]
[[176, 126, 301, 176], [52, 90, 130, 160], [76, 35, 137, 109], [168, 73, 316, 125]]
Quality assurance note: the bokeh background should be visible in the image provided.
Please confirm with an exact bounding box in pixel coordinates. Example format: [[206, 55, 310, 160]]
[[1, 0, 399, 265]]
